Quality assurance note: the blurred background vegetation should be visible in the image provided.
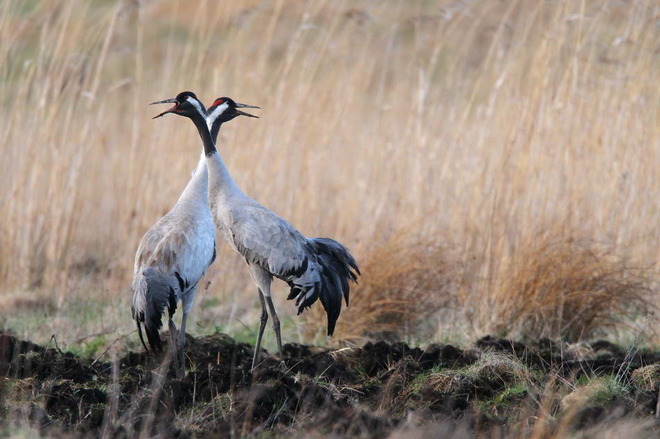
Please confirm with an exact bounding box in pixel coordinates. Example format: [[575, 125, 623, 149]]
[[0, 0, 657, 354]]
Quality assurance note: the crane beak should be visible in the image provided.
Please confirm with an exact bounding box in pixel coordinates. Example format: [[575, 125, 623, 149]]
[[235, 102, 260, 119], [150, 97, 179, 119]]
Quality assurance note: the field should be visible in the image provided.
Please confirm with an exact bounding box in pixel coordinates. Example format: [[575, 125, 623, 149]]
[[1, 332, 659, 437], [0, 0, 658, 437]]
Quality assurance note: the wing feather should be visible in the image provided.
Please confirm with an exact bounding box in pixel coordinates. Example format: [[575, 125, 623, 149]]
[[134, 210, 216, 288], [229, 203, 310, 278]]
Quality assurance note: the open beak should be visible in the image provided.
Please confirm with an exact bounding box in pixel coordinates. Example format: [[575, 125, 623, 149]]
[[235, 102, 260, 119], [150, 97, 178, 119]]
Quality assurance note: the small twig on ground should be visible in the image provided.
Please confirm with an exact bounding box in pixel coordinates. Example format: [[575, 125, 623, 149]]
[[48, 334, 64, 355], [91, 330, 135, 366]]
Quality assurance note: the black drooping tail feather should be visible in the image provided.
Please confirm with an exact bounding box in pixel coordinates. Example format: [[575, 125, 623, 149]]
[[310, 237, 360, 336], [131, 267, 178, 352]]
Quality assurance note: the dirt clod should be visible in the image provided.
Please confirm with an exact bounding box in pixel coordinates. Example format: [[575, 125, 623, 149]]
[[0, 333, 658, 437]]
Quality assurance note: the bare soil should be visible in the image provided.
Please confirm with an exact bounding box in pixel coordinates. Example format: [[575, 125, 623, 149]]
[[1, 333, 658, 437]]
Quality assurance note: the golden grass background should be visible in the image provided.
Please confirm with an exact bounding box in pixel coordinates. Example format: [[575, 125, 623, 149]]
[[0, 0, 657, 349]]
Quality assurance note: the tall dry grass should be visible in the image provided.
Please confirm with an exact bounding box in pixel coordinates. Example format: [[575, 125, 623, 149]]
[[299, 231, 460, 344], [0, 0, 657, 345], [487, 235, 656, 341]]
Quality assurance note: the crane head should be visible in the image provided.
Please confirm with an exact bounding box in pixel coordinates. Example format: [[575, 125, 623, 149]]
[[151, 91, 207, 120], [207, 97, 259, 140]]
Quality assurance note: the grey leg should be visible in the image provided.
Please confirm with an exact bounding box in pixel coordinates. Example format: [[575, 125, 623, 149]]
[[252, 290, 268, 370], [176, 311, 189, 377], [179, 311, 189, 351], [176, 286, 196, 377], [265, 296, 283, 360], [168, 318, 183, 377], [168, 318, 178, 347]]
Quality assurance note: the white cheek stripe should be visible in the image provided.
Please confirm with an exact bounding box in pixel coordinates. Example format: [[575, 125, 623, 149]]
[[206, 102, 229, 131], [186, 96, 206, 120]]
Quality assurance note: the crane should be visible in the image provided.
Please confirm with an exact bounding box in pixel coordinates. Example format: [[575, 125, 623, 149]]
[[131, 91, 218, 376], [153, 92, 360, 369]]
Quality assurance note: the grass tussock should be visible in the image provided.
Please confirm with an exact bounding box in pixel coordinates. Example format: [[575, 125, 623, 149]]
[[300, 232, 457, 344], [630, 364, 660, 392], [425, 352, 533, 397], [560, 375, 627, 413], [488, 236, 656, 341]]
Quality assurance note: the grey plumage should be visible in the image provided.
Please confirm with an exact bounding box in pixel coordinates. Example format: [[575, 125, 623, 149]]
[[151, 93, 360, 370], [223, 201, 359, 335], [131, 209, 215, 352], [202, 97, 360, 369], [132, 92, 217, 373]]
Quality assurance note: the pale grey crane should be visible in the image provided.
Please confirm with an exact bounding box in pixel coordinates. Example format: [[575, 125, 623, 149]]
[[131, 92, 220, 376], [153, 92, 360, 369]]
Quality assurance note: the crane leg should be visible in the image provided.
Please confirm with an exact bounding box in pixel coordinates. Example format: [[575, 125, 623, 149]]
[[174, 286, 196, 378], [252, 290, 268, 370], [168, 318, 183, 378], [168, 318, 178, 348], [265, 296, 283, 360], [179, 311, 189, 351], [176, 311, 189, 377]]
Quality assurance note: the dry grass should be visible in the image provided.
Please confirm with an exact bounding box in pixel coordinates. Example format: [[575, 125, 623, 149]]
[[0, 0, 658, 345], [485, 236, 656, 341], [630, 364, 660, 391], [300, 231, 458, 344], [425, 351, 534, 395]]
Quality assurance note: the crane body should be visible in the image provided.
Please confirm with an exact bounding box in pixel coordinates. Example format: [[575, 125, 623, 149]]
[[152, 93, 360, 369], [131, 93, 217, 375]]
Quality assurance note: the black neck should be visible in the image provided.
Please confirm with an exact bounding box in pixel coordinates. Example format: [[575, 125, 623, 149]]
[[190, 113, 217, 157], [211, 120, 222, 144]]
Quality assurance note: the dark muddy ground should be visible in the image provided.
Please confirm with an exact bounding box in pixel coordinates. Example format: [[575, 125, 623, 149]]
[[1, 332, 658, 437]]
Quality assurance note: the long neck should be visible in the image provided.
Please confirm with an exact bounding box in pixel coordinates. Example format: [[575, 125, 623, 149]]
[[176, 152, 208, 207], [211, 120, 221, 143], [190, 113, 245, 204], [191, 114, 217, 157]]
